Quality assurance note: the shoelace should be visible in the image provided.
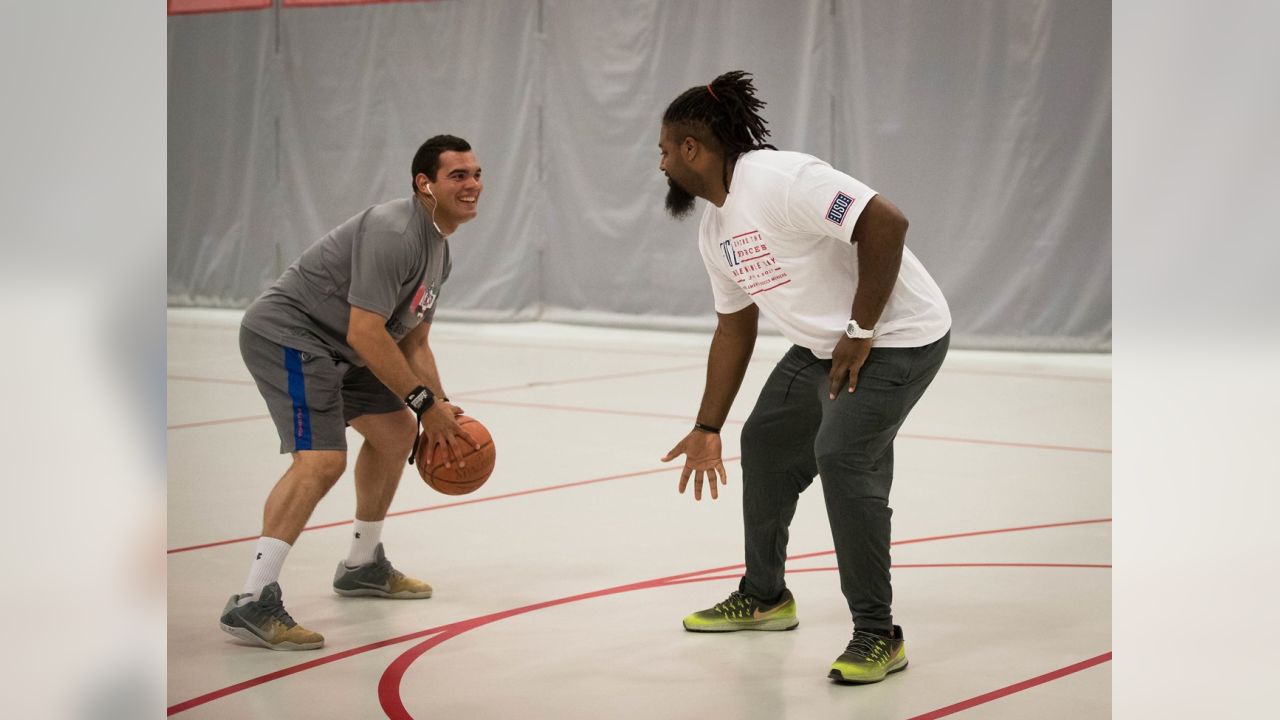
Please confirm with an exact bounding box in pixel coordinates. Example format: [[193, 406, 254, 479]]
[[843, 632, 891, 662], [713, 591, 751, 617], [258, 596, 298, 629], [367, 555, 404, 583]]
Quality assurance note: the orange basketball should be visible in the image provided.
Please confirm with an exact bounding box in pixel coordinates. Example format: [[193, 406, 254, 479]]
[[416, 415, 495, 495]]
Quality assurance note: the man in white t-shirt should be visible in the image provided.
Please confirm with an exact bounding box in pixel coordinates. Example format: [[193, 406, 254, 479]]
[[657, 71, 951, 685]]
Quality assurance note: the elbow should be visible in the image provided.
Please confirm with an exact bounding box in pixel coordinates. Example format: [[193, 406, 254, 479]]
[[346, 322, 371, 351], [885, 212, 909, 252], [891, 208, 909, 238]]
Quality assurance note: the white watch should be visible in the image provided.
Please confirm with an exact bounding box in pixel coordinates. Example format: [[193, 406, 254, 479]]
[[845, 320, 875, 340]]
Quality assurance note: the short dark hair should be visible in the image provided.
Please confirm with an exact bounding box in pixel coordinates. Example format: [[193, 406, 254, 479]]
[[663, 70, 776, 160], [410, 134, 472, 191]]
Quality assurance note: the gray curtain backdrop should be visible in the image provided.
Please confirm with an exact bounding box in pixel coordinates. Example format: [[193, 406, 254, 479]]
[[168, 0, 1111, 351]]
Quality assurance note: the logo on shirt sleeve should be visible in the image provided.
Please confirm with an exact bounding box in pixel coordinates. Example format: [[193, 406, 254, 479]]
[[412, 283, 438, 319], [825, 191, 855, 226]]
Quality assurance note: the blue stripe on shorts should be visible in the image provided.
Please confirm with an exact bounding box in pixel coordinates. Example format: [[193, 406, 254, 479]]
[[284, 348, 313, 451]]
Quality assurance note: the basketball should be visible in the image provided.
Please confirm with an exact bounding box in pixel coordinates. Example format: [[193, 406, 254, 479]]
[[416, 415, 495, 495]]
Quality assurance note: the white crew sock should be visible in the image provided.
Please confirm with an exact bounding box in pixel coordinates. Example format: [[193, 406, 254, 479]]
[[241, 536, 292, 602], [345, 519, 384, 567]]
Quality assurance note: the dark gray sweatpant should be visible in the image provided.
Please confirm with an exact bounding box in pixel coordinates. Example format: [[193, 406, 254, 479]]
[[739, 332, 949, 632]]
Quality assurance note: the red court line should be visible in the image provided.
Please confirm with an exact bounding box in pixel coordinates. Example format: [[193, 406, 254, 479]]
[[168, 414, 270, 430], [896, 432, 1110, 455], [172, 563, 751, 715], [431, 338, 707, 359], [167, 520, 1111, 715], [889, 517, 1112, 548], [168, 441, 1109, 554], [167, 359, 1107, 388], [284, 0, 438, 8], [166, 626, 455, 716], [778, 518, 1113, 564], [167, 322, 711, 359], [943, 368, 1110, 384], [452, 398, 1111, 454], [163, 396, 1112, 455], [167, 460, 741, 554], [906, 652, 1113, 720], [791, 562, 1112, 572], [377, 563, 1112, 718], [456, 362, 708, 396], [167, 357, 1110, 385], [458, 398, 695, 422], [889, 562, 1111, 569], [168, 320, 1109, 384], [659, 562, 1111, 586], [168, 0, 270, 15], [165, 361, 706, 427], [165, 363, 707, 430], [168, 375, 254, 386]]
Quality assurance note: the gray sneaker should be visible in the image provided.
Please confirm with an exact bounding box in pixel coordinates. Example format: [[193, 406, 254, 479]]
[[218, 582, 324, 651], [333, 543, 433, 599]]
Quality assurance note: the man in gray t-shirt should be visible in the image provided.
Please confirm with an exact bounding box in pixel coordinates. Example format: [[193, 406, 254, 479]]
[[219, 135, 484, 651]]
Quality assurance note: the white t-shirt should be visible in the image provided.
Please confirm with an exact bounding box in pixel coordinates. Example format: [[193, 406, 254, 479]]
[[697, 150, 951, 357]]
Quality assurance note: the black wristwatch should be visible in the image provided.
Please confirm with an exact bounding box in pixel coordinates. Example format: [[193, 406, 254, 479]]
[[405, 385, 435, 417]]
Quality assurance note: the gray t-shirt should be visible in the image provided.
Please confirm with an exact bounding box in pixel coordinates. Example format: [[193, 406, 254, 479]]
[[242, 196, 451, 366]]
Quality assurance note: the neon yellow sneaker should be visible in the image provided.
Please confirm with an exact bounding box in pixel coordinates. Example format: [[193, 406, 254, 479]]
[[828, 626, 908, 683], [682, 589, 798, 632]]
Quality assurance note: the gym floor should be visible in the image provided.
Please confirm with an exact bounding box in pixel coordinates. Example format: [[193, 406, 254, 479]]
[[167, 307, 1111, 719]]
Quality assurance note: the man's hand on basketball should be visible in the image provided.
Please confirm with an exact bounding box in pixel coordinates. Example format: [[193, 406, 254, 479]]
[[419, 405, 480, 468], [828, 336, 872, 399], [662, 431, 728, 501]]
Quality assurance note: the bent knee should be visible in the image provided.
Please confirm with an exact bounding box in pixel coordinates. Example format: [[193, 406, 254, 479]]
[[293, 451, 347, 485], [378, 413, 419, 457], [356, 410, 419, 457], [815, 452, 889, 497]]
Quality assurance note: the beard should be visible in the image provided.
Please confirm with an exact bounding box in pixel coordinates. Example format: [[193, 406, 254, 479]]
[[665, 177, 697, 219]]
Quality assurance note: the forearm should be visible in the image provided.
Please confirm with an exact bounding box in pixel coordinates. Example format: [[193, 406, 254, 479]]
[[405, 343, 447, 399], [696, 317, 757, 428], [348, 326, 423, 399]]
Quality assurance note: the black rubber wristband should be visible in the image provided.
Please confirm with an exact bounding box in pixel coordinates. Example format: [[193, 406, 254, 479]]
[[405, 385, 435, 417], [405, 385, 435, 467], [693, 422, 721, 435]]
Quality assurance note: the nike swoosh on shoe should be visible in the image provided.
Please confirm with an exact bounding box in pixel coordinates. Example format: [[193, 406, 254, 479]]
[[752, 603, 786, 620], [353, 580, 391, 592]]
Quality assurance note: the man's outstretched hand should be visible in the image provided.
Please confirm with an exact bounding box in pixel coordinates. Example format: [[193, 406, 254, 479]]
[[662, 430, 728, 501]]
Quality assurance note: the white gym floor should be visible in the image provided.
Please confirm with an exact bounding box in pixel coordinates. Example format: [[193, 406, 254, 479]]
[[167, 307, 1111, 719]]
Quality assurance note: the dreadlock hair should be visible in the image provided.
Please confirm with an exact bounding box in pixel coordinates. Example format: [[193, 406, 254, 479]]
[[662, 70, 777, 189]]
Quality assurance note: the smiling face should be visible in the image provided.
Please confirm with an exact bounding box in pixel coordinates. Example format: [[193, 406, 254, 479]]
[[416, 150, 482, 233]]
